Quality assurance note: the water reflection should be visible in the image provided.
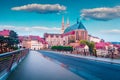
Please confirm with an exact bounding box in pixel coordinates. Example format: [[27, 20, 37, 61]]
[[41, 54, 68, 69]]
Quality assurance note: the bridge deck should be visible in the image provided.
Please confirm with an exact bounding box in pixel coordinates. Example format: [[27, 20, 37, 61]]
[[6, 51, 83, 80]]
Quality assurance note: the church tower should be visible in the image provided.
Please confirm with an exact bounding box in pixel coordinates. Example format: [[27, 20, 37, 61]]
[[66, 17, 70, 28], [61, 16, 64, 33]]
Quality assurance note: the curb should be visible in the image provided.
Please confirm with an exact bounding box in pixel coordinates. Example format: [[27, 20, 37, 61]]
[[45, 50, 120, 65]]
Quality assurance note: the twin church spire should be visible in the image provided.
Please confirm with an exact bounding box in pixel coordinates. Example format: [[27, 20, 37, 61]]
[[61, 16, 70, 33]]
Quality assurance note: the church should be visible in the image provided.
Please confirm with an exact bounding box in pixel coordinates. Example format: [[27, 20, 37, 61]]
[[44, 16, 88, 47], [62, 17, 88, 45]]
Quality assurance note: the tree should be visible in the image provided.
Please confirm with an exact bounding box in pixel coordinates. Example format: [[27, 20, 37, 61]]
[[9, 30, 18, 39], [88, 41, 95, 55], [80, 40, 87, 45], [80, 40, 95, 55], [51, 46, 73, 52], [0, 36, 5, 53], [0, 30, 19, 53], [9, 30, 19, 48]]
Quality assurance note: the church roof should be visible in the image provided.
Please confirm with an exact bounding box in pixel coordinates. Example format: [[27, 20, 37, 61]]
[[64, 21, 87, 33]]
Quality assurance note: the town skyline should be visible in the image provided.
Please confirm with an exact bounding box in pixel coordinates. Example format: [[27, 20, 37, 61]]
[[0, 0, 120, 42]]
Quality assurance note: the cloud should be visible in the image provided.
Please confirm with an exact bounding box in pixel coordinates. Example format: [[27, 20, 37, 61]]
[[11, 4, 66, 14], [81, 6, 120, 21], [101, 29, 120, 35], [0, 25, 61, 36]]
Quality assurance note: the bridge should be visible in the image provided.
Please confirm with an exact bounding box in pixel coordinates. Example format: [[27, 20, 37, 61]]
[[0, 50, 120, 80]]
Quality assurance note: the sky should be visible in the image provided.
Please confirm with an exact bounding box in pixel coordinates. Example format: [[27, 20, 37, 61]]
[[0, 0, 120, 42]]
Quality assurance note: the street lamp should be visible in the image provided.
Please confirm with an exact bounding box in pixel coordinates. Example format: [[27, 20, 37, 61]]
[[111, 47, 115, 59], [109, 45, 115, 59]]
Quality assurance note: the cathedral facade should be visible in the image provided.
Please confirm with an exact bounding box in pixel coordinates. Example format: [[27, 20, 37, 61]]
[[62, 17, 88, 45], [44, 16, 88, 47]]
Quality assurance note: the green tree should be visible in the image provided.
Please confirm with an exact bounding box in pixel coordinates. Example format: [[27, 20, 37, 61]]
[[80, 40, 95, 55], [9, 30, 18, 39], [9, 30, 19, 49], [0, 30, 19, 53], [80, 40, 87, 45], [0, 36, 5, 53], [51, 46, 73, 52], [88, 41, 95, 55]]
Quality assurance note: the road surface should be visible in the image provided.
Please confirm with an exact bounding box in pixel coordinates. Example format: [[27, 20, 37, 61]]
[[39, 50, 120, 80]]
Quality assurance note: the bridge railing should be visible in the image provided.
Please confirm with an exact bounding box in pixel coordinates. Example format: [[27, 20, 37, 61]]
[[0, 49, 29, 73]]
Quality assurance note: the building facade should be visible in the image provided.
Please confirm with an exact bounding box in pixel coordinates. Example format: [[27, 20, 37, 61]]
[[62, 20, 88, 45], [19, 35, 48, 50], [44, 33, 63, 47], [44, 17, 88, 47], [88, 35, 101, 43]]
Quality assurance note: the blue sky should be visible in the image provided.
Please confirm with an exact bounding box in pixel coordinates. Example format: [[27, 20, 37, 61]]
[[0, 0, 120, 42]]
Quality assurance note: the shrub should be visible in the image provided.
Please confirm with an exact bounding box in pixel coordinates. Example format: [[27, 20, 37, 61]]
[[51, 46, 73, 52]]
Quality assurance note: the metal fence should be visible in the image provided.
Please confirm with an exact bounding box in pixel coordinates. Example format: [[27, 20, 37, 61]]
[[0, 49, 29, 73]]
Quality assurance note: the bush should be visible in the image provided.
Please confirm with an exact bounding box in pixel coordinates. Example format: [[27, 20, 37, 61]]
[[51, 46, 73, 52], [13, 46, 18, 50]]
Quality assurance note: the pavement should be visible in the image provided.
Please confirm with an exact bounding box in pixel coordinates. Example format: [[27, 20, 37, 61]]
[[46, 50, 120, 64], [6, 51, 84, 80]]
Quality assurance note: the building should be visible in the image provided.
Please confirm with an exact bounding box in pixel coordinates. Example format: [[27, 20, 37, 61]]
[[19, 35, 48, 50], [75, 44, 89, 54], [19, 36, 31, 49], [44, 17, 88, 47], [44, 33, 63, 47], [88, 35, 101, 43], [62, 19, 88, 45], [95, 41, 112, 56]]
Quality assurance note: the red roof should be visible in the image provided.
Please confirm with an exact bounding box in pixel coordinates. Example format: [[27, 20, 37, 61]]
[[44, 33, 63, 38], [18, 36, 24, 41], [76, 44, 85, 48], [19, 35, 48, 44], [95, 42, 111, 49], [0, 29, 10, 36], [113, 44, 120, 48], [29, 35, 47, 44], [62, 31, 75, 36]]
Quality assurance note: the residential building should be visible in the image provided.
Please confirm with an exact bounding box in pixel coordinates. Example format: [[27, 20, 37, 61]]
[[88, 35, 101, 42], [44, 33, 63, 47], [19, 35, 48, 50]]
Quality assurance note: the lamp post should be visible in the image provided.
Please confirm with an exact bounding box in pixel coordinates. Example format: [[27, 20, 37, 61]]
[[83, 49, 86, 56], [108, 45, 115, 59], [94, 48, 97, 57], [111, 47, 115, 59]]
